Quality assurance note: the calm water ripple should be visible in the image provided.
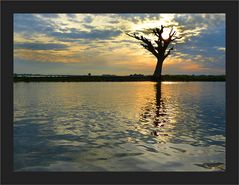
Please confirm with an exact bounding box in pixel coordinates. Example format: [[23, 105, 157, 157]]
[[14, 82, 225, 171]]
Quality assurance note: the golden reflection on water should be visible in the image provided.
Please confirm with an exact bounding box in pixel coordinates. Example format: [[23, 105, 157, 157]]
[[14, 82, 225, 171], [32, 81, 221, 148], [49, 82, 205, 144], [136, 82, 211, 144], [136, 82, 179, 143]]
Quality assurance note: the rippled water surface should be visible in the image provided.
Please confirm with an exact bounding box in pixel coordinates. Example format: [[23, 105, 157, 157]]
[[14, 82, 225, 171]]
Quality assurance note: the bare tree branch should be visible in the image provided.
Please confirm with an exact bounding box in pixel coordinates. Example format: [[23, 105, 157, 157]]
[[172, 36, 183, 41], [169, 28, 174, 37], [127, 32, 158, 57], [164, 46, 174, 58], [126, 26, 182, 59]]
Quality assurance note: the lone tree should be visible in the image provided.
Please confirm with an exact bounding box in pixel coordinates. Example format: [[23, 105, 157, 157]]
[[127, 25, 182, 81]]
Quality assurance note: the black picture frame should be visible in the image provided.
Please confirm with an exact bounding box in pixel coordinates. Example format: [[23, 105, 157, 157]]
[[1, 0, 238, 184]]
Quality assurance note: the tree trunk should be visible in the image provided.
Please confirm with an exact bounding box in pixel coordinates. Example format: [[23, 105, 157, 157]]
[[153, 58, 164, 81]]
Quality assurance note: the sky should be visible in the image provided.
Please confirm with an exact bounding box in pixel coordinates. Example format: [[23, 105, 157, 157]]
[[14, 13, 225, 75]]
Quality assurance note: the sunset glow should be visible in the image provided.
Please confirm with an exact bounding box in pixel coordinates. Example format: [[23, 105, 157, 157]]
[[14, 13, 225, 75]]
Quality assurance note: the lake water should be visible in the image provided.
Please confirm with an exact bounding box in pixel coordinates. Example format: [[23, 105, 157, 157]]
[[14, 82, 225, 171]]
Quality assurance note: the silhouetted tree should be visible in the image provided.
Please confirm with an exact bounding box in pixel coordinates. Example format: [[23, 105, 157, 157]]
[[127, 25, 182, 81]]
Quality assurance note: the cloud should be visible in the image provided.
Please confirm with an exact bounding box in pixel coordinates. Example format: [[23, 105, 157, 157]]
[[50, 29, 122, 40], [82, 24, 95, 30], [38, 14, 60, 18], [14, 14, 54, 34], [67, 14, 77, 18], [163, 57, 224, 75], [83, 16, 93, 23], [216, 47, 225, 52], [14, 49, 81, 63], [14, 43, 68, 50], [13, 13, 225, 75]]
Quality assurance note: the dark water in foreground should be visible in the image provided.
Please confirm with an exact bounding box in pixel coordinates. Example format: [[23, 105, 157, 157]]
[[14, 82, 225, 171]]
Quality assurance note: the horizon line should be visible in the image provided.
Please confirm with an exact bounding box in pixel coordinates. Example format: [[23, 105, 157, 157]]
[[14, 73, 226, 76]]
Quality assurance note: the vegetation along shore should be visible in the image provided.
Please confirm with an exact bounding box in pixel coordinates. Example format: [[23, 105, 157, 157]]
[[14, 74, 225, 82]]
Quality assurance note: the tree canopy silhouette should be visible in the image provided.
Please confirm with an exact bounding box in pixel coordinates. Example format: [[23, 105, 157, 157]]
[[126, 25, 182, 81]]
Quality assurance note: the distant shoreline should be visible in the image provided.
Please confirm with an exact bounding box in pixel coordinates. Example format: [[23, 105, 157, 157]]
[[14, 75, 225, 82]]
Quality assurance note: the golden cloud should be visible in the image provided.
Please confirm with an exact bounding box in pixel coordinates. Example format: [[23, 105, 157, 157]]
[[14, 49, 81, 63]]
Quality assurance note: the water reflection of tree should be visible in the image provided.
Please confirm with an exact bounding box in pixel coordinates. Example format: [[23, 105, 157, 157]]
[[139, 82, 170, 138]]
